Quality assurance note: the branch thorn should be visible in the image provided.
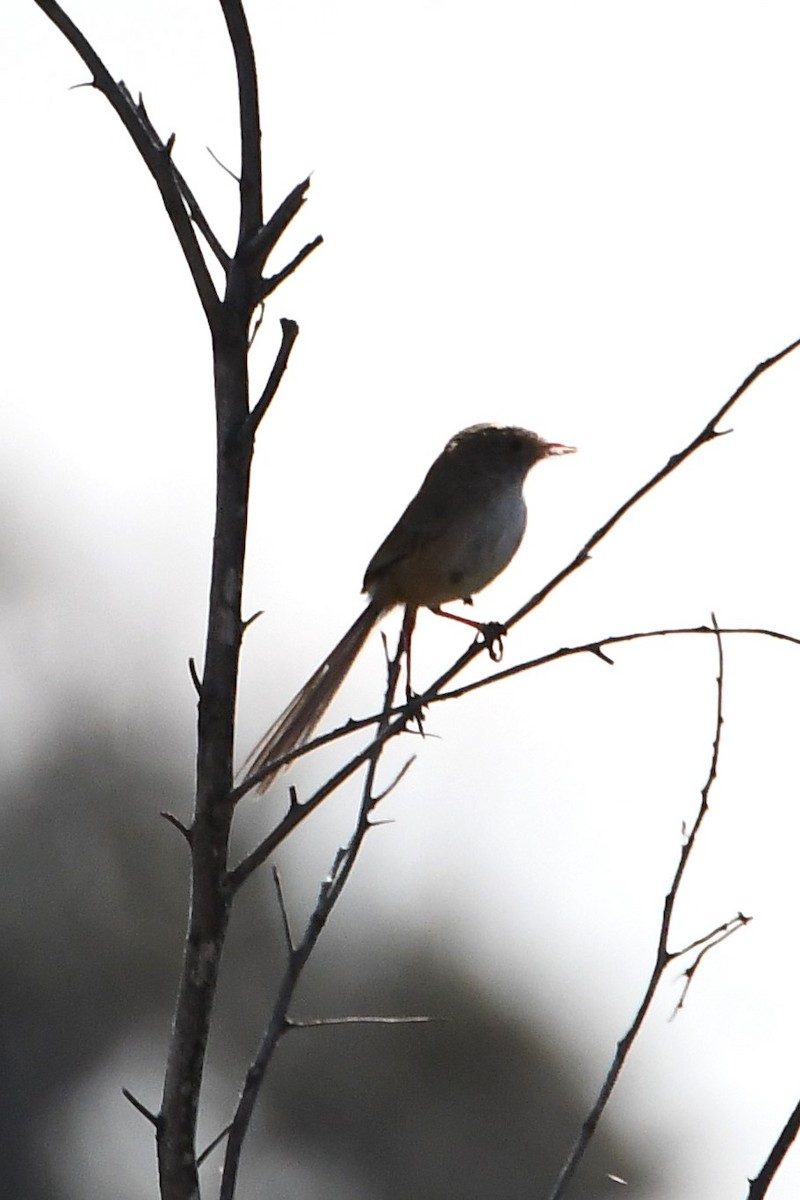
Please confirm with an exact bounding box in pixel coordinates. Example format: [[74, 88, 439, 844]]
[[122, 1087, 159, 1126], [188, 657, 202, 696], [206, 145, 240, 183], [161, 811, 192, 844], [242, 610, 263, 633]]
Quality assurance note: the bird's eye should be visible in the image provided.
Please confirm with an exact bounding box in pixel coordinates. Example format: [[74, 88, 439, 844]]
[[509, 436, 523, 453]]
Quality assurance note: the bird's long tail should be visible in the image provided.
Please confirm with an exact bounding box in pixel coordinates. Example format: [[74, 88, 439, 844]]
[[241, 597, 385, 793]]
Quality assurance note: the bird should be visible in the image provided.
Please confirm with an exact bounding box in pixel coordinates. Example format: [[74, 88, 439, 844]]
[[242, 423, 575, 791]]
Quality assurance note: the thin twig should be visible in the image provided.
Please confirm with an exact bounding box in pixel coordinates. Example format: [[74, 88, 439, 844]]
[[218, 0, 263, 245], [32, 1, 221, 327], [544, 619, 728, 1200], [188, 656, 202, 696], [126, 90, 230, 271], [671, 911, 750, 963], [248, 300, 266, 347], [435, 623, 800, 706], [220, 632, 406, 1197], [670, 913, 750, 1018], [229, 623, 799, 885], [271, 865, 295, 953], [197, 1121, 233, 1167], [160, 811, 192, 844], [259, 234, 324, 299], [245, 317, 300, 435], [509, 336, 800, 632], [229, 714, 399, 887], [170, 160, 231, 271], [207, 144, 240, 182], [747, 1098, 800, 1199], [286, 1015, 439, 1028], [242, 609, 264, 633], [248, 177, 313, 270], [388, 335, 800, 717], [122, 1087, 159, 1126], [372, 755, 416, 803], [232, 331, 800, 809]]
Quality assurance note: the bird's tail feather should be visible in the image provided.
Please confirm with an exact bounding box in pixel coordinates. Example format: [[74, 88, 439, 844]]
[[241, 598, 384, 792]]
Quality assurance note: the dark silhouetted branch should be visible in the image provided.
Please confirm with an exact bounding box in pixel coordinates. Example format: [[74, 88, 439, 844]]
[[545, 618, 729, 1200], [218, 0, 263, 245], [246, 317, 300, 434], [32, 0, 222, 327], [220, 635, 406, 1196], [259, 234, 324, 299], [248, 176, 313, 270], [747, 1099, 800, 1200], [122, 1087, 159, 1127]]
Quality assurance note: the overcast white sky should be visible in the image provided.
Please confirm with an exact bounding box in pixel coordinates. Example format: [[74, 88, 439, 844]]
[[4, 2, 800, 1198]]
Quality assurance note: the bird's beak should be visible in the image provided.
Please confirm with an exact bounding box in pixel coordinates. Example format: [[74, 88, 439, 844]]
[[543, 441, 577, 456]]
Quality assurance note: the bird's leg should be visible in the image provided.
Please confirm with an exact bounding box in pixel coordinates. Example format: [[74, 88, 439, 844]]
[[401, 605, 426, 733], [429, 605, 507, 662]]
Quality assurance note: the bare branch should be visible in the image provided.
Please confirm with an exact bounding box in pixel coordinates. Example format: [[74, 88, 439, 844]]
[[242, 609, 264, 633], [32, 1, 222, 328], [188, 656, 202, 697], [218, 0, 263, 244], [435, 623, 800, 706], [747, 1099, 800, 1199], [230, 622, 799, 822], [127, 94, 230, 269], [220, 632, 405, 1196], [197, 1121, 232, 1167], [207, 144, 240, 182], [160, 811, 192, 844], [248, 177, 314, 271], [670, 913, 751, 1018], [245, 317, 300, 435], [375, 335, 800, 715], [229, 714, 398, 886], [171, 160, 231, 271], [286, 1014, 440, 1029], [122, 1087, 159, 1127], [259, 234, 324, 300], [248, 300, 266, 347], [233, 331, 800, 807], [271, 865, 295, 953], [509, 335, 800, 632], [671, 911, 751, 964], [372, 754, 416, 804], [545, 620, 728, 1200]]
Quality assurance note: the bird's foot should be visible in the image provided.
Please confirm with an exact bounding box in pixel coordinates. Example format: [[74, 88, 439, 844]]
[[404, 688, 428, 736], [477, 621, 507, 662]]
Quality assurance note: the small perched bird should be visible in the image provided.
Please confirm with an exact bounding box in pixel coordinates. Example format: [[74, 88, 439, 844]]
[[242, 423, 575, 790]]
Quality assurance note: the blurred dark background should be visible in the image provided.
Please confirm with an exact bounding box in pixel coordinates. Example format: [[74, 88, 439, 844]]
[[0, 705, 666, 1199]]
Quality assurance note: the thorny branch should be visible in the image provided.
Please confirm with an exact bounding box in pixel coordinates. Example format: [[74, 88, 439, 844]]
[[31, 5, 322, 1199], [228, 620, 800, 888], [219, 0, 263, 245], [32, 0, 222, 326], [30, 4, 800, 1197], [747, 1100, 800, 1199], [543, 618, 748, 1200], [234, 333, 800, 805], [219, 634, 420, 1196]]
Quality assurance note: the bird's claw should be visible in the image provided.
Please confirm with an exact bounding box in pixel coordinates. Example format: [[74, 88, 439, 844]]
[[404, 690, 427, 736], [478, 621, 507, 662]]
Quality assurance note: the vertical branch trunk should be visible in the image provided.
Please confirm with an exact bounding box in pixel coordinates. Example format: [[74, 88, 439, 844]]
[[30, 7, 316, 1198], [157, 316, 252, 1198]]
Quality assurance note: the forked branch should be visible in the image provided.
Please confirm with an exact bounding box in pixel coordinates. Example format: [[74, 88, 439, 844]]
[[544, 619, 741, 1200], [219, 633, 409, 1197], [33, 0, 222, 327]]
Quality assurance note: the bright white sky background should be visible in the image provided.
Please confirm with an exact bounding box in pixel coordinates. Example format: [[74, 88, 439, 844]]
[[3, 2, 800, 1198]]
